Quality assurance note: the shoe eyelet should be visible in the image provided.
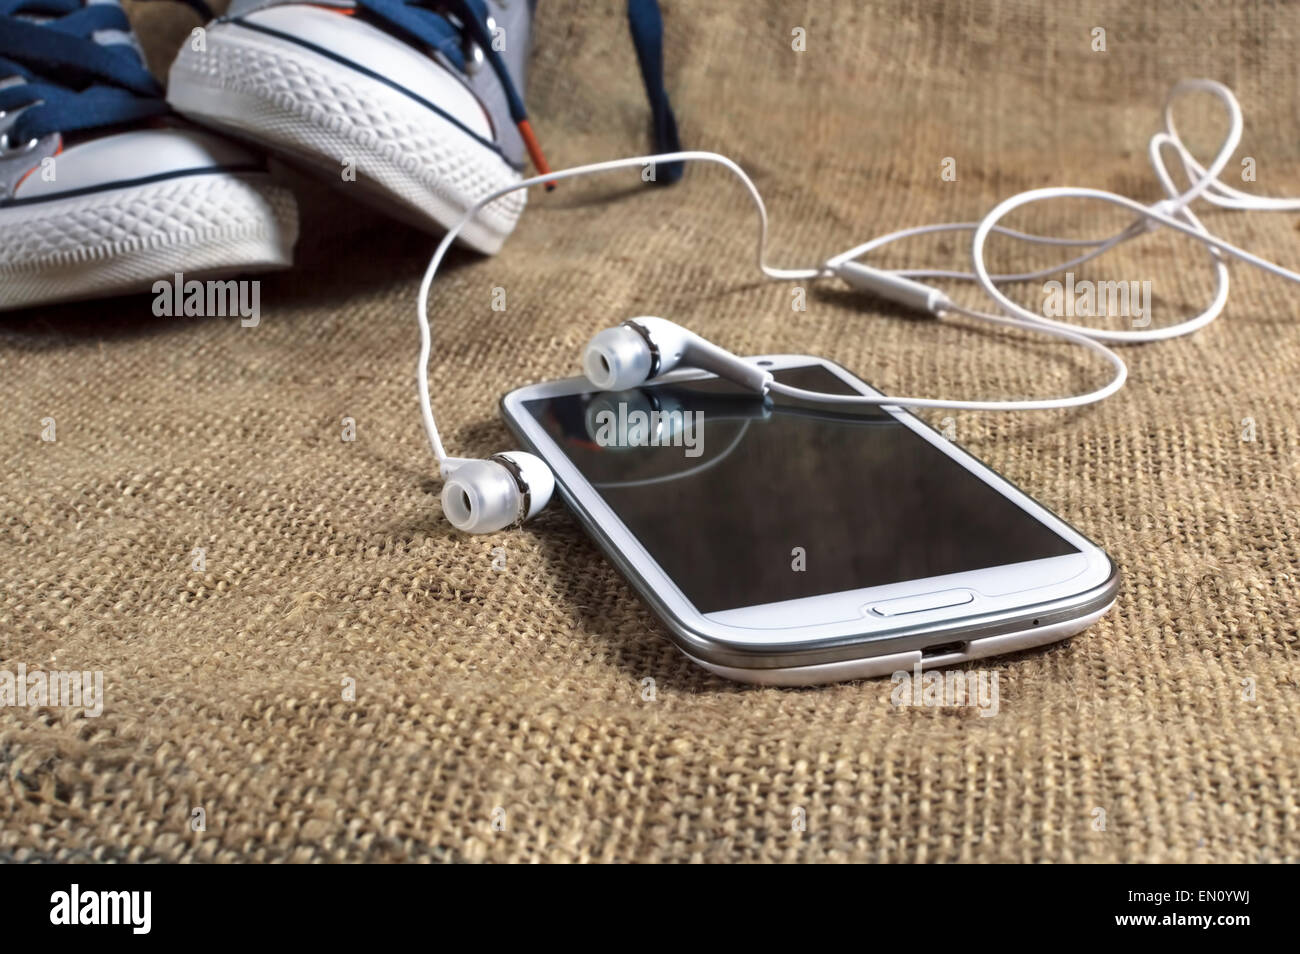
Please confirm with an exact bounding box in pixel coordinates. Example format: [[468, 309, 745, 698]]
[[466, 45, 484, 74], [464, 15, 496, 75]]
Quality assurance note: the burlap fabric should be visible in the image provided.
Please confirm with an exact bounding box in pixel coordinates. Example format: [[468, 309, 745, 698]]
[[2, 1, 1296, 863]]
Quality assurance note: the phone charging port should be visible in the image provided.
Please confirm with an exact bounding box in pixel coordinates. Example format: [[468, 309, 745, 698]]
[[922, 641, 968, 660]]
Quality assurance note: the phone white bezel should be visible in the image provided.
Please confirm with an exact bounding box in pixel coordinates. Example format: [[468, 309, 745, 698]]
[[500, 354, 1117, 668]]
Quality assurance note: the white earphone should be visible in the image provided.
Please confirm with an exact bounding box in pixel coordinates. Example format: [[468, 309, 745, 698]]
[[439, 452, 555, 534], [584, 316, 774, 394], [419, 79, 1300, 534]]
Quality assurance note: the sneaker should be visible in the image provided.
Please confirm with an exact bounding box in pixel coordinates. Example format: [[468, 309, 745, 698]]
[[0, 0, 298, 311], [166, 0, 682, 255]]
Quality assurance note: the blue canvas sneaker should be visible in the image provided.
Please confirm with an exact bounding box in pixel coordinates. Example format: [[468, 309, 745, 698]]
[[167, 0, 682, 254], [0, 0, 298, 310]]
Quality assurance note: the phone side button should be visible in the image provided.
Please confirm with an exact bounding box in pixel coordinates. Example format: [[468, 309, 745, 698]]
[[868, 589, 975, 617]]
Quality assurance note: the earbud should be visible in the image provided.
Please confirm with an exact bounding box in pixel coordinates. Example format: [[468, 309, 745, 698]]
[[583, 316, 772, 394], [439, 452, 555, 533]]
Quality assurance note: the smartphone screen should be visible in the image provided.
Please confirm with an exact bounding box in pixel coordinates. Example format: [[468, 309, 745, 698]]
[[522, 364, 1079, 615]]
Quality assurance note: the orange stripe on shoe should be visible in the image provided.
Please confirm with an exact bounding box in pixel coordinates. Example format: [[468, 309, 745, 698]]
[[13, 137, 61, 193], [517, 120, 556, 191]]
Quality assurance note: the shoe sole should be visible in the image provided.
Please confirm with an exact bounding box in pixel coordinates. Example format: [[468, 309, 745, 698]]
[[167, 18, 525, 254], [0, 171, 297, 311]]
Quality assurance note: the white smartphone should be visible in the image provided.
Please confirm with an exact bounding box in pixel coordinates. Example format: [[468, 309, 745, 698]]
[[500, 355, 1118, 685]]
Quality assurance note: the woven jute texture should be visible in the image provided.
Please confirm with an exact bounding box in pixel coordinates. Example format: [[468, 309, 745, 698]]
[[2, 0, 1298, 863]]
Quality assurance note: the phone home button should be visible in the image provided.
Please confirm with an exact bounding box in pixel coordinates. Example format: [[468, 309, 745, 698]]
[[868, 589, 975, 617]]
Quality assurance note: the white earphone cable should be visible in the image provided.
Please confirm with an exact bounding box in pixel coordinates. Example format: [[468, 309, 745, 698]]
[[417, 150, 817, 471], [418, 80, 1299, 467], [850, 79, 1300, 345], [767, 300, 1130, 411]]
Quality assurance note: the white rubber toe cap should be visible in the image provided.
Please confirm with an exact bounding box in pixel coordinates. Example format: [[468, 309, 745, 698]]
[[236, 4, 495, 142]]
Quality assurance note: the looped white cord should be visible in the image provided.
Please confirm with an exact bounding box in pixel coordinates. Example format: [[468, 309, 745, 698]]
[[418, 81, 1300, 464], [856, 79, 1300, 345], [418, 151, 820, 468], [1142, 198, 1182, 232], [767, 299, 1129, 412]]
